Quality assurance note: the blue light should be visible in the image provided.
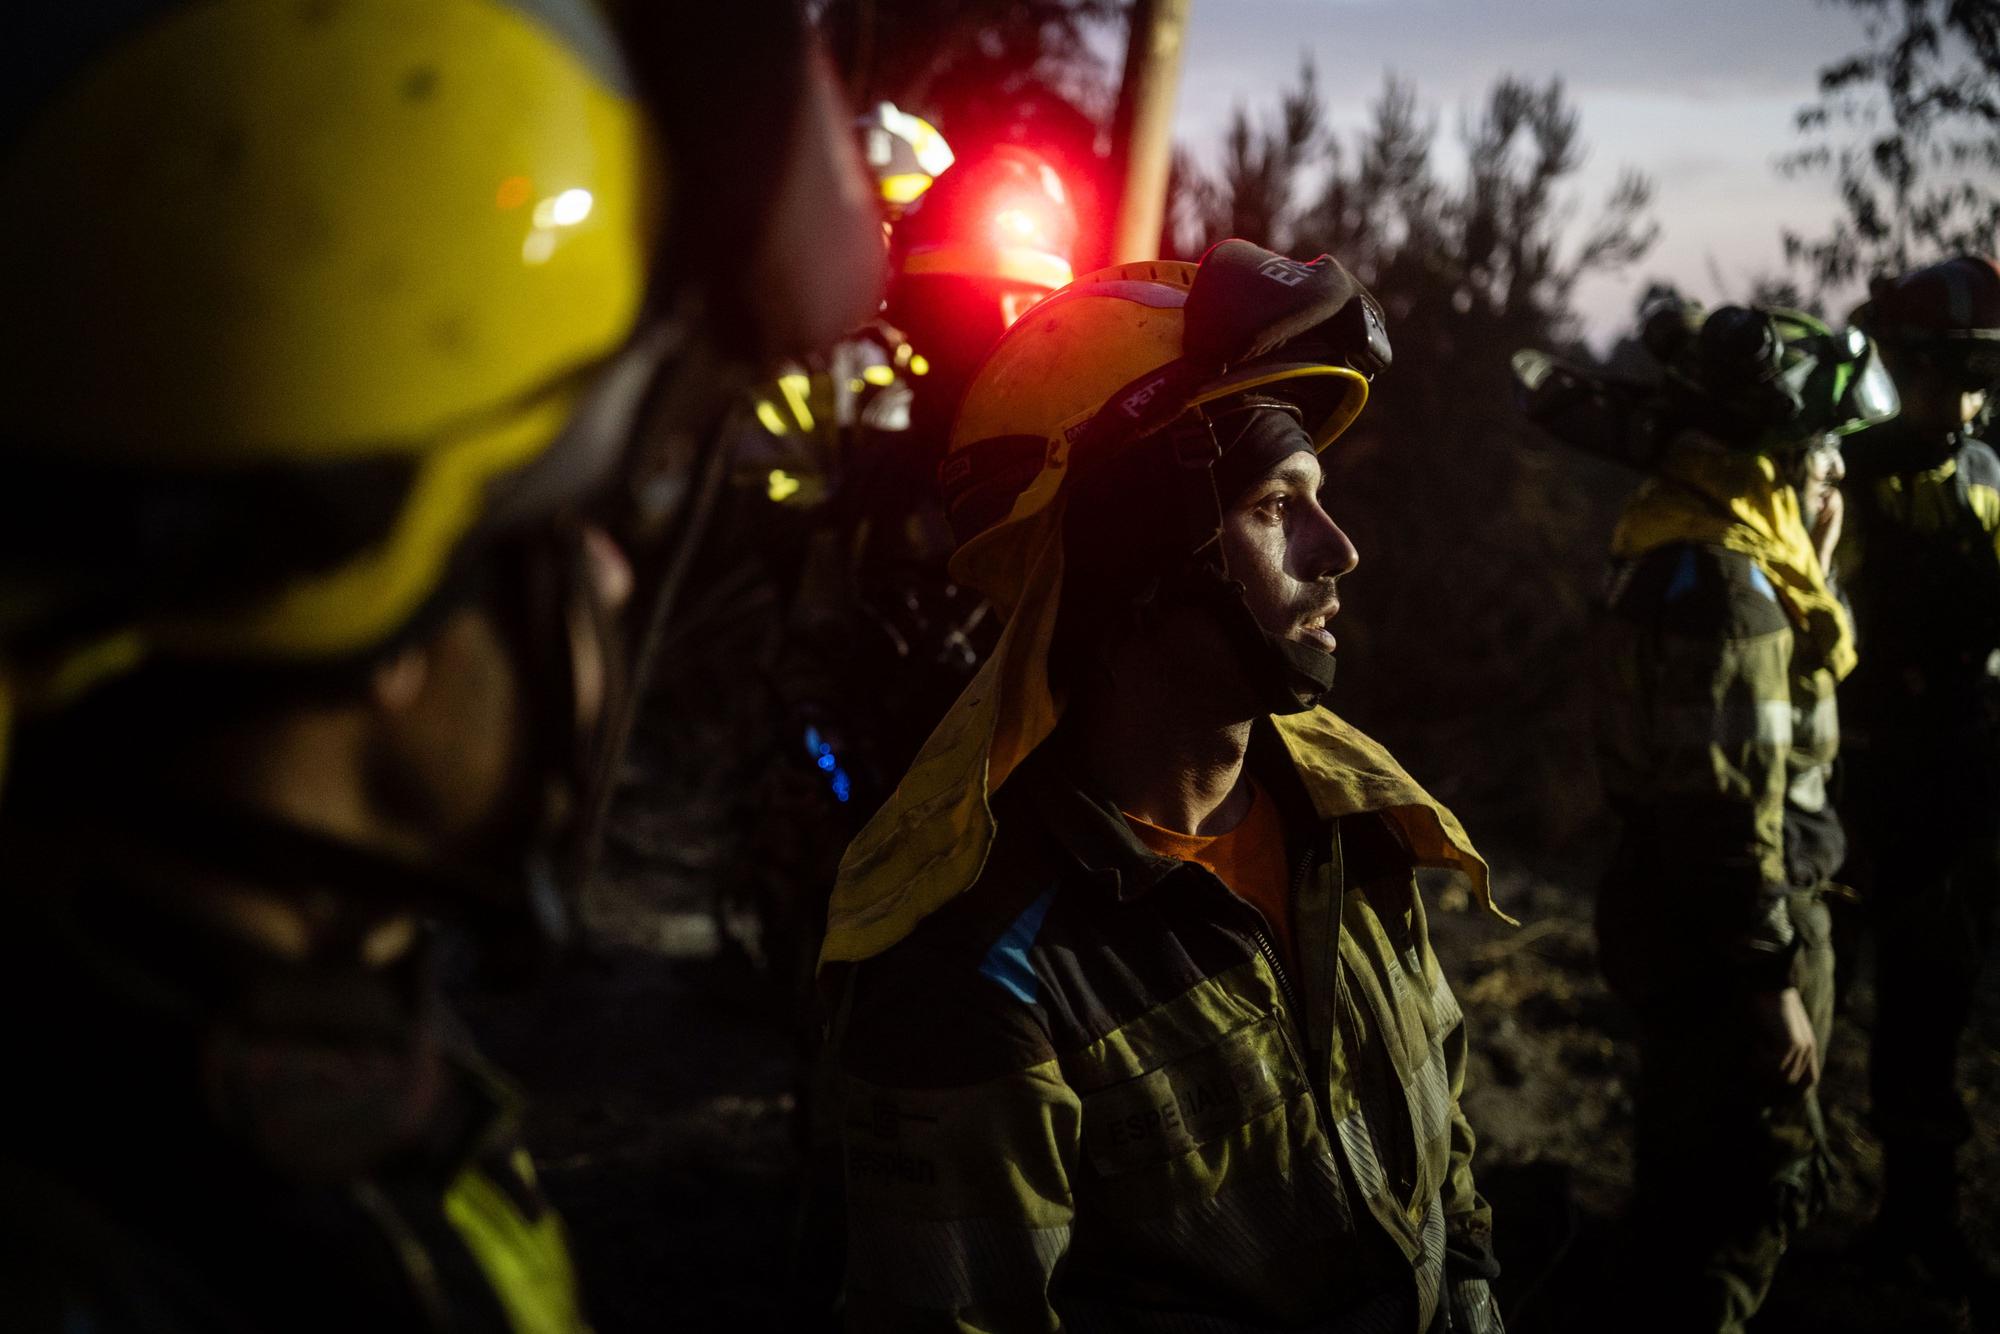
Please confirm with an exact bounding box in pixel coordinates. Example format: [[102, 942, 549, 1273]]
[[817, 753, 837, 772], [804, 726, 823, 754], [832, 770, 852, 803]]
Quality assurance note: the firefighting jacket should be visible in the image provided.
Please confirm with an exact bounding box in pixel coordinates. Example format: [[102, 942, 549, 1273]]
[[1838, 424, 2000, 796], [0, 844, 588, 1334], [831, 721, 1496, 1333], [1597, 444, 1846, 993]]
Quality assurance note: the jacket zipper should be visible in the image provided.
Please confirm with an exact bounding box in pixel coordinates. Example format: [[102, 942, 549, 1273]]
[[1245, 842, 1335, 1138]]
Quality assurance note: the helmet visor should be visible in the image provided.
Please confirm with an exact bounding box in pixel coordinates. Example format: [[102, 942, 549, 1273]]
[[1784, 321, 1899, 437], [1187, 361, 1371, 450], [1826, 341, 1901, 436]]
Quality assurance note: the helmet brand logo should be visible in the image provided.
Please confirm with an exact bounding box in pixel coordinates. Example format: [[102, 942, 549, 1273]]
[[1257, 256, 1317, 287], [1122, 373, 1172, 418]]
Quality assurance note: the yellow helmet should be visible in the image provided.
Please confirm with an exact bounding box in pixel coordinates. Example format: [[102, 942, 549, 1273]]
[[0, 0, 654, 712], [857, 101, 954, 211], [939, 245, 1386, 613]]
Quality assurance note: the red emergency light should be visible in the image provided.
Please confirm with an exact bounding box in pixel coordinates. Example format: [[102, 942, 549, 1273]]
[[894, 145, 1077, 302]]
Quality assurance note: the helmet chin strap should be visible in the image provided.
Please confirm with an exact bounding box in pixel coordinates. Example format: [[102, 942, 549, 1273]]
[[1260, 612, 1340, 710], [1172, 559, 1336, 716]]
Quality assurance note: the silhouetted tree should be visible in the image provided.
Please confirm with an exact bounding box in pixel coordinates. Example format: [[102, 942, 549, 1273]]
[[818, 0, 1118, 116], [1783, 0, 2000, 291]]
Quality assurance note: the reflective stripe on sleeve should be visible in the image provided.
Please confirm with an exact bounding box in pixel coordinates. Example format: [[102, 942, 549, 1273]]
[[1791, 691, 1839, 757], [1662, 699, 1793, 752], [1336, 1106, 1387, 1204], [1429, 970, 1463, 1035], [1409, 1044, 1453, 1157], [1414, 1192, 1448, 1329], [1787, 764, 1831, 813]]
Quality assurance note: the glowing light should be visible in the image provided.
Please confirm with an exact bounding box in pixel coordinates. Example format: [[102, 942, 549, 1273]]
[[767, 469, 801, 502], [754, 401, 788, 436], [777, 372, 816, 431], [520, 229, 557, 266], [532, 187, 594, 230], [862, 364, 896, 387], [894, 343, 912, 367], [995, 207, 1039, 241], [801, 724, 855, 801], [495, 175, 532, 210], [909, 354, 930, 376]]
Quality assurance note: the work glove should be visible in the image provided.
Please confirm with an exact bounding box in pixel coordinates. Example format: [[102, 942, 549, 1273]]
[[1445, 1276, 1505, 1334]]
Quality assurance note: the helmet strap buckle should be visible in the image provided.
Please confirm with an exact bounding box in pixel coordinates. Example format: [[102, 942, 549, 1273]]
[[1171, 404, 1226, 469], [1166, 407, 1229, 566]]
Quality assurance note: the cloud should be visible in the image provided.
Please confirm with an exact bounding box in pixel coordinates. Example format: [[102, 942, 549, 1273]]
[[1171, 0, 1875, 343], [1179, 0, 1871, 119]]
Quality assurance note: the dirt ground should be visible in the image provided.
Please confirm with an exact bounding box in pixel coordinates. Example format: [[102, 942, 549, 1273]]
[[464, 835, 2000, 1332]]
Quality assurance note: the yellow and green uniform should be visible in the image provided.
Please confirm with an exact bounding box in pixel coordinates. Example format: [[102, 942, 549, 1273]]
[[1836, 423, 2000, 1187], [830, 713, 1498, 1333], [1594, 436, 1848, 1332], [0, 829, 588, 1334]]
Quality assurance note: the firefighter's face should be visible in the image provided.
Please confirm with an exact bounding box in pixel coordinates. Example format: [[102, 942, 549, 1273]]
[[1218, 448, 1359, 658], [1886, 344, 1993, 433], [367, 522, 633, 857], [1796, 435, 1844, 504]]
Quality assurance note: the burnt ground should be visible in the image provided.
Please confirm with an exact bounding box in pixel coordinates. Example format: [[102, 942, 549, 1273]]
[[464, 837, 2000, 1333]]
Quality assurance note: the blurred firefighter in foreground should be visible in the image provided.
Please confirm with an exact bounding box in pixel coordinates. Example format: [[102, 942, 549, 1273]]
[[0, 1, 880, 1328], [1524, 303, 1894, 1331], [823, 241, 1511, 1332], [1839, 256, 2000, 1304]]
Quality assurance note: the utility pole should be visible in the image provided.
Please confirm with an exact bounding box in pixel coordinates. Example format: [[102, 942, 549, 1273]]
[[1108, 0, 1191, 263]]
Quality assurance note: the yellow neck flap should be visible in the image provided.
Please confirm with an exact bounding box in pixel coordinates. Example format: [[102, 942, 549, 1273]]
[[1610, 438, 1856, 680]]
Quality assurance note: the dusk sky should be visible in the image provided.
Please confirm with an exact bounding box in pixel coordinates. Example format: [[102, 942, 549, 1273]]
[[1169, 0, 1884, 345]]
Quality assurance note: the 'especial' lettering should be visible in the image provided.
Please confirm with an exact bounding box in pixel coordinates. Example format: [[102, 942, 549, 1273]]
[[1102, 1068, 1261, 1149]]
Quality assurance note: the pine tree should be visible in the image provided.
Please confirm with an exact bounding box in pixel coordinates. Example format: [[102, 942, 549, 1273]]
[[1783, 0, 2000, 291]]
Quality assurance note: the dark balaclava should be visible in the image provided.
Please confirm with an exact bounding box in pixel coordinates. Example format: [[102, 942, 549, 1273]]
[[1058, 398, 1336, 715]]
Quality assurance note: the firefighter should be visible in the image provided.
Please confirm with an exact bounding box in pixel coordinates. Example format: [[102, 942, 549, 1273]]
[[822, 241, 1510, 1332], [0, 1, 880, 1328], [1840, 256, 2000, 1302], [1591, 302, 1896, 1331]]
